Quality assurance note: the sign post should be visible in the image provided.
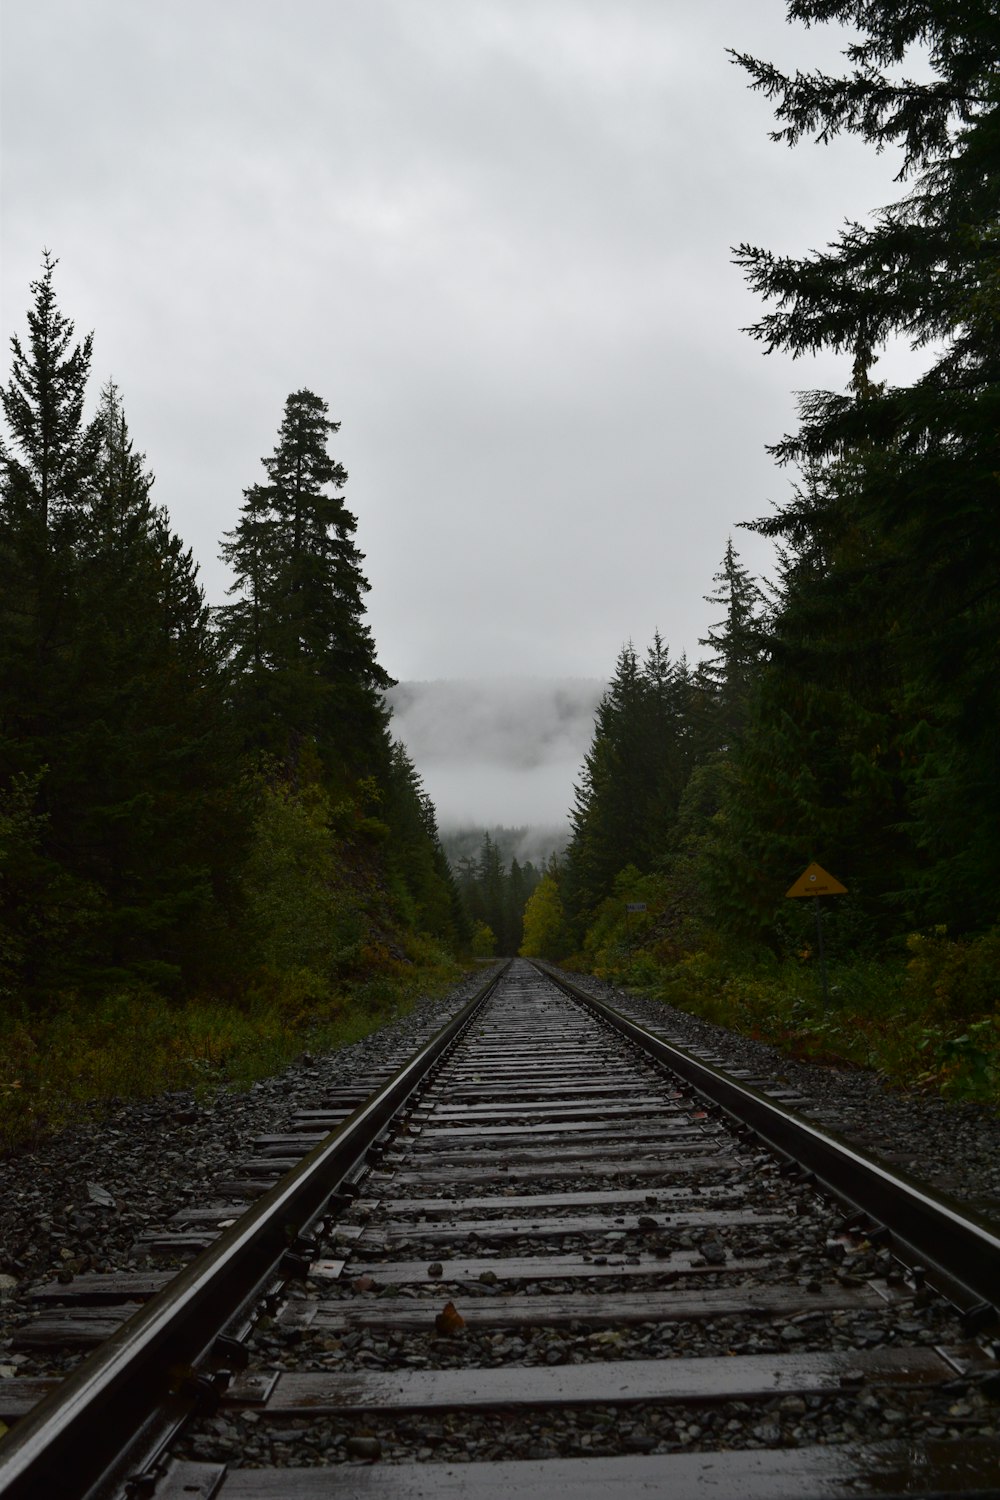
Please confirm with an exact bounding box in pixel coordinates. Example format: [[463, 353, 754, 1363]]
[[785, 863, 847, 1006]]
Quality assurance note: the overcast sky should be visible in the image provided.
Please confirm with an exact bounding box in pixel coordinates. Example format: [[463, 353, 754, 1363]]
[[1, 2, 923, 824]]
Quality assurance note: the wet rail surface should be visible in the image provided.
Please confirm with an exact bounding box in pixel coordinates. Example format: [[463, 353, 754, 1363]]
[[4, 960, 1000, 1497]]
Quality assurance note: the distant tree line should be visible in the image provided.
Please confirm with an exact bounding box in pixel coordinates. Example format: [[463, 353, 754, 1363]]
[[525, 0, 1000, 967], [452, 832, 542, 956], [0, 254, 467, 1008]]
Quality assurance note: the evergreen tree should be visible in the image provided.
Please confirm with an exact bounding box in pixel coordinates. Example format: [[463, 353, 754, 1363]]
[[218, 390, 393, 784], [564, 638, 691, 926], [731, 1, 1000, 927], [519, 857, 573, 961], [0, 251, 100, 546], [60, 384, 240, 985], [697, 539, 765, 753], [383, 742, 467, 944], [0, 253, 99, 755], [0, 257, 102, 990], [450, 832, 541, 954]]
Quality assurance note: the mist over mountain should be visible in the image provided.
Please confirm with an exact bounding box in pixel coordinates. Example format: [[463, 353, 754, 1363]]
[[440, 824, 569, 875], [387, 678, 604, 832]]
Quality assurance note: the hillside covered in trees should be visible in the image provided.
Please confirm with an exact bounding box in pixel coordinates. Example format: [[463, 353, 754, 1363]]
[[0, 256, 471, 1145], [522, 0, 1000, 1102]]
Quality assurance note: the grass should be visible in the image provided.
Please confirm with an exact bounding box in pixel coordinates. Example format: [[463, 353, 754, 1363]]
[[0, 952, 465, 1157], [575, 933, 1000, 1107]]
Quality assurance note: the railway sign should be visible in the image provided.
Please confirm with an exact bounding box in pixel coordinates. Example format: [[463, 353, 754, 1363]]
[[785, 862, 847, 899], [625, 902, 647, 912], [785, 862, 846, 1006]]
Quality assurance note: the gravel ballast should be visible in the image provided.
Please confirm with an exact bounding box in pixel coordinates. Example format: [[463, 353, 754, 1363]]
[[3, 958, 999, 1480]]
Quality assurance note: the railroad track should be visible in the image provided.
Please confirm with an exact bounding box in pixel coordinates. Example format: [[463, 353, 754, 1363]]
[[2, 959, 1000, 1497]]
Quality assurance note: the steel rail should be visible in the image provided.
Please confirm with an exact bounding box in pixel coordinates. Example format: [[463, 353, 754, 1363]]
[[0, 963, 509, 1500], [534, 962, 1000, 1317]]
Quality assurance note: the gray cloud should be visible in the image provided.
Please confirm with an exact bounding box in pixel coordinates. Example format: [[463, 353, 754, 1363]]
[[2, 0, 927, 698], [388, 678, 603, 828]]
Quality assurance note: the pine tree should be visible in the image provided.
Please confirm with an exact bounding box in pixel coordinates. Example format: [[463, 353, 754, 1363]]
[[0, 253, 100, 750], [564, 639, 690, 926], [0, 251, 100, 545], [697, 539, 765, 753], [218, 390, 393, 785], [0, 257, 102, 989], [731, 2, 1000, 926], [60, 384, 240, 985], [383, 742, 467, 944]]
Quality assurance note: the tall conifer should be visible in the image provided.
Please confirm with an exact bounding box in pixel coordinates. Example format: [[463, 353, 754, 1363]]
[[219, 390, 393, 784]]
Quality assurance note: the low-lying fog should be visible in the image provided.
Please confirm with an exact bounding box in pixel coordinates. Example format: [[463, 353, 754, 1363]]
[[388, 678, 604, 837]]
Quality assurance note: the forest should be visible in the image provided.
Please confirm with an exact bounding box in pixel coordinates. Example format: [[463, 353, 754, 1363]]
[[521, 2, 1000, 1104], [2, 0, 999, 1142], [0, 256, 480, 1148]]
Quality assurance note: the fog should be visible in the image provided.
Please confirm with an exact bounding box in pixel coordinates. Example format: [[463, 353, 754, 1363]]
[[388, 678, 604, 830]]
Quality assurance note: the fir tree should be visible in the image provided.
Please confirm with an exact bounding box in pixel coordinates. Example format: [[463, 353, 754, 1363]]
[[219, 389, 393, 784], [731, 1, 1000, 925], [697, 539, 765, 752], [564, 639, 690, 926], [0, 251, 100, 544]]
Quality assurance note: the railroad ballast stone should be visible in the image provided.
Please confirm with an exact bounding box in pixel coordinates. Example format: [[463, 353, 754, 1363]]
[[564, 967, 1000, 1228], [4, 958, 1000, 1489], [0, 967, 499, 1380], [172, 961, 1000, 1479]]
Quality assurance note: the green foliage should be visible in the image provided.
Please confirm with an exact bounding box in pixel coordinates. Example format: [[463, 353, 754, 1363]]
[[904, 925, 1000, 1021], [469, 921, 496, 958], [217, 388, 393, 785], [519, 864, 573, 961], [0, 948, 463, 1156], [564, 637, 700, 931], [240, 777, 368, 982], [382, 744, 467, 947], [453, 832, 542, 955], [0, 258, 464, 1084], [1, 268, 241, 997], [728, 2, 1000, 931], [574, 909, 1000, 1105]]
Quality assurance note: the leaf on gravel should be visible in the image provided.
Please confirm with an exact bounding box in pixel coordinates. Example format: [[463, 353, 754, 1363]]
[[352, 1275, 377, 1293], [434, 1301, 465, 1335], [588, 1330, 625, 1347]]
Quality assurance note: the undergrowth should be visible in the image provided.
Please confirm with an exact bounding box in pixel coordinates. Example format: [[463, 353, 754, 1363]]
[[567, 892, 1000, 1106], [0, 943, 464, 1157]]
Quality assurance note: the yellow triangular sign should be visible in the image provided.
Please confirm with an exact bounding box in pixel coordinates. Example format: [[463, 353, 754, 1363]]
[[786, 861, 847, 898]]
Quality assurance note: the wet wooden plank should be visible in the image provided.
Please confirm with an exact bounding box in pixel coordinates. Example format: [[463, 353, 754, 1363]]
[[364, 1209, 786, 1246], [203, 1439, 1000, 1499], [374, 1157, 737, 1187], [279, 1283, 887, 1333], [167, 1203, 251, 1226], [444, 1083, 677, 1101], [30, 1270, 172, 1305], [233, 1347, 952, 1415], [422, 1101, 678, 1122], [332, 1252, 771, 1284], [155, 1461, 227, 1500], [0, 1377, 59, 1419], [385, 1186, 738, 1213], [226, 1158, 301, 1176], [135, 1231, 219, 1255], [407, 1130, 716, 1159], [415, 1117, 694, 1140], [11, 1303, 142, 1349], [251, 1134, 326, 1150], [212, 1180, 273, 1199]]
